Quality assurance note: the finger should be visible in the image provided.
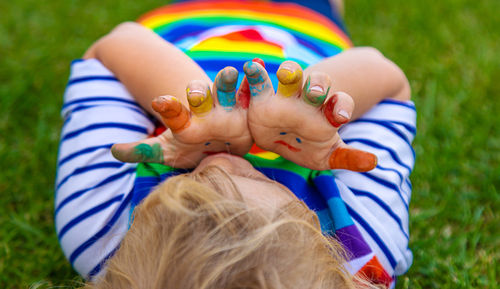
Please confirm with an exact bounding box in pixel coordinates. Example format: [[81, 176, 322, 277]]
[[302, 71, 331, 107], [214, 66, 238, 110], [276, 60, 303, 98], [242, 59, 273, 99], [323, 91, 355, 128], [328, 144, 377, 172], [111, 137, 165, 164], [237, 58, 265, 108], [152, 95, 190, 133], [187, 80, 213, 117]]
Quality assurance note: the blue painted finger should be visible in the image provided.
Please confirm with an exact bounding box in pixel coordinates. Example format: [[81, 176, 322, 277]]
[[242, 60, 273, 98], [215, 66, 238, 110]]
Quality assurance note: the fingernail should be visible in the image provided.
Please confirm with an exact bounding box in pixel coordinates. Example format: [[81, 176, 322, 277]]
[[309, 85, 323, 93], [188, 89, 204, 95], [338, 109, 350, 119]]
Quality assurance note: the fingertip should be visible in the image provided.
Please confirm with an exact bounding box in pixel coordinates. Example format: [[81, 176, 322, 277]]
[[187, 80, 213, 115], [152, 95, 181, 117], [110, 143, 123, 161], [303, 72, 331, 106], [151, 95, 190, 132], [242, 59, 273, 98], [252, 57, 265, 67], [326, 92, 354, 126], [243, 60, 267, 81], [215, 66, 238, 109], [329, 147, 377, 172]]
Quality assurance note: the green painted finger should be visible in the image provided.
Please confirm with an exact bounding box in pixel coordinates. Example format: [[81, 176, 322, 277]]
[[111, 141, 164, 163], [303, 72, 331, 107]]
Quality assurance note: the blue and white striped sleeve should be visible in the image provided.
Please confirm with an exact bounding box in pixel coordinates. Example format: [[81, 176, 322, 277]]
[[335, 99, 417, 277], [55, 59, 156, 279]]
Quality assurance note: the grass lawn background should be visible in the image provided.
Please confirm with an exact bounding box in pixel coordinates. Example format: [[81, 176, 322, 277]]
[[0, 0, 498, 288]]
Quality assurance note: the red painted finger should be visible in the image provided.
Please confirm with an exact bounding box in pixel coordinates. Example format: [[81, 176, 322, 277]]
[[323, 92, 354, 128]]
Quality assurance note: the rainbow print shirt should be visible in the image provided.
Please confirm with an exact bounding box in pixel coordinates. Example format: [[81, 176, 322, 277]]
[[137, 0, 352, 86], [134, 1, 393, 286]]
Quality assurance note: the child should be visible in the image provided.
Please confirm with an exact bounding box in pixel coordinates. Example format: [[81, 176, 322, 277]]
[[55, 1, 415, 288]]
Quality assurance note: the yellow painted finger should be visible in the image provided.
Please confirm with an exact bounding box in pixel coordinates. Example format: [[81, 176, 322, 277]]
[[277, 61, 303, 98], [187, 80, 213, 116]]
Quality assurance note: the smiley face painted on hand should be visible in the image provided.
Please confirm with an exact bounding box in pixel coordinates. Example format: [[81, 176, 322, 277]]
[[273, 132, 303, 153], [203, 141, 232, 155]]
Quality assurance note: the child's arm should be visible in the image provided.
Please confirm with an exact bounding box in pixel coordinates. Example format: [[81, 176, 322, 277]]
[[242, 49, 411, 171], [84, 22, 254, 168], [83, 22, 212, 121], [304, 47, 411, 120]]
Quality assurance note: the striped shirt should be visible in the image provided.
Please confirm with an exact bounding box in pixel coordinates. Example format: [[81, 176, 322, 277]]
[[55, 1, 415, 287]]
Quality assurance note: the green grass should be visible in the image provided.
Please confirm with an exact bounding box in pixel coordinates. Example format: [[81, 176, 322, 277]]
[[0, 0, 498, 288]]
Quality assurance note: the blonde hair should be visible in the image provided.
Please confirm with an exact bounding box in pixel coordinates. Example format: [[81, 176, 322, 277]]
[[84, 166, 375, 289]]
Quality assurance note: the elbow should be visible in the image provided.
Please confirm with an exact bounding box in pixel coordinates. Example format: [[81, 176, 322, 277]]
[[354, 47, 412, 101], [82, 22, 145, 60]]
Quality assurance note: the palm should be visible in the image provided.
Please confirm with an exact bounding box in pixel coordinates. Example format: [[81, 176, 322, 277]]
[[112, 67, 253, 168], [249, 95, 341, 169], [244, 60, 377, 171]]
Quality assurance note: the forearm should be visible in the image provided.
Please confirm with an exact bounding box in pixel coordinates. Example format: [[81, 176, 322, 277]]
[[83, 22, 211, 120], [304, 47, 411, 120]]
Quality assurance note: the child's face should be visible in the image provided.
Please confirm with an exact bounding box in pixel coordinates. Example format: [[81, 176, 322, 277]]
[[193, 153, 296, 209]]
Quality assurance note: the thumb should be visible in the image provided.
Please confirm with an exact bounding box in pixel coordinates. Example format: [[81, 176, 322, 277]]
[[111, 137, 165, 164], [328, 143, 377, 172]]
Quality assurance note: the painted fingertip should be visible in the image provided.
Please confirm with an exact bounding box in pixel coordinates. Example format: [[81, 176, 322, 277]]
[[111, 143, 125, 162], [152, 95, 181, 117], [309, 85, 324, 93], [277, 61, 302, 83], [303, 76, 329, 106], [329, 147, 377, 172], [152, 95, 190, 132], [216, 67, 238, 109], [111, 142, 164, 164], [243, 60, 264, 84], [323, 96, 342, 127], [337, 109, 350, 119], [187, 81, 213, 115], [252, 58, 265, 67], [277, 61, 303, 98], [243, 60, 272, 98]]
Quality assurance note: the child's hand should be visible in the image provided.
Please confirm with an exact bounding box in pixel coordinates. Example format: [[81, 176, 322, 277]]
[[111, 67, 253, 168], [244, 60, 377, 171]]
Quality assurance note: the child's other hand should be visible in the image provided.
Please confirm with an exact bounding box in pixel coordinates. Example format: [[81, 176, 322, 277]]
[[245, 60, 377, 171], [111, 67, 253, 168]]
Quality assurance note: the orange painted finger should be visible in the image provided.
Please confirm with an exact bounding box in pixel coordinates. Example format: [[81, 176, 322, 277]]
[[152, 95, 190, 133], [328, 145, 377, 172]]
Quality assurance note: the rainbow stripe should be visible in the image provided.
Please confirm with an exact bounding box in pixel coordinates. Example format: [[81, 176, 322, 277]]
[[138, 1, 352, 84]]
